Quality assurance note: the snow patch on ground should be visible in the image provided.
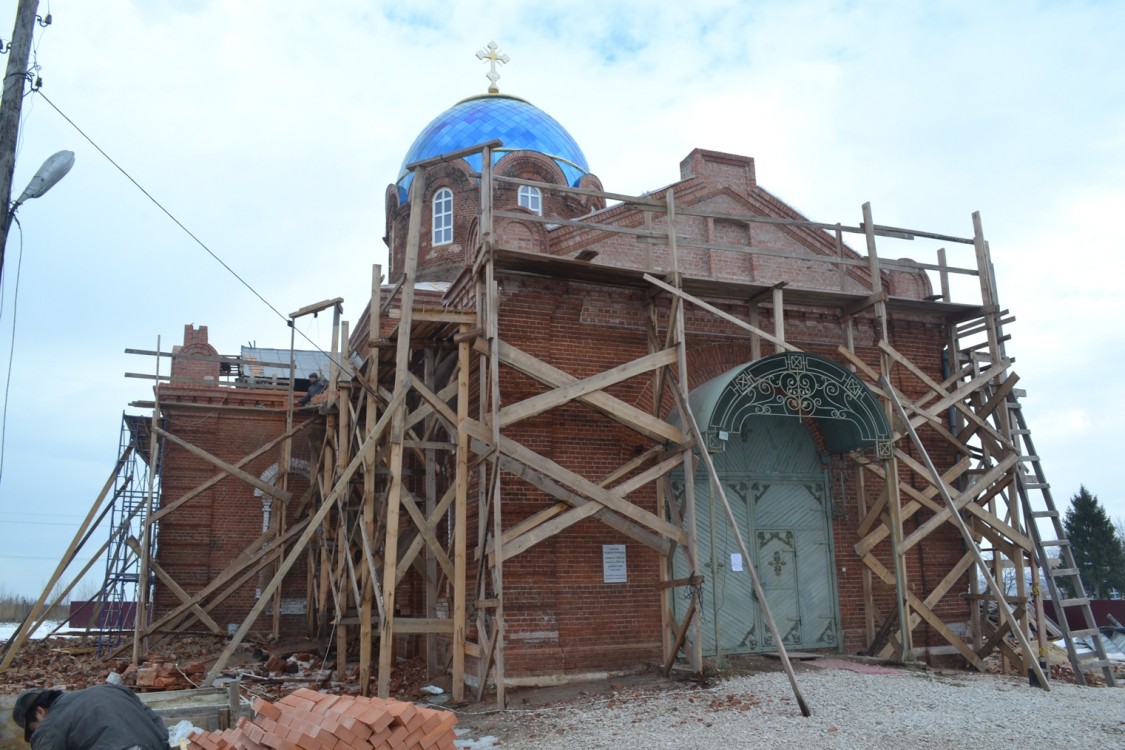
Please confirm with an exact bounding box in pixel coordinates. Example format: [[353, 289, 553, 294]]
[[0, 621, 61, 641]]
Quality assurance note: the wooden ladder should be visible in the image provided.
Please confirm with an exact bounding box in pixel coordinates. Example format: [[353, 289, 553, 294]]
[[955, 301, 1115, 687], [1006, 396, 1116, 686]]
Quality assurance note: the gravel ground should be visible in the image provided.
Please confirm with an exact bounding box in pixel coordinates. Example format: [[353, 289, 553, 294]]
[[458, 668, 1125, 749]]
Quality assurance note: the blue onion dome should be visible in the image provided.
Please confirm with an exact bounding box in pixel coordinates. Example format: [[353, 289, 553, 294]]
[[396, 93, 590, 201]]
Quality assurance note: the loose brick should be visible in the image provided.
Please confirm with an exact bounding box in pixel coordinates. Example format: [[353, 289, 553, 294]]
[[361, 707, 394, 735], [383, 701, 417, 729], [417, 714, 458, 750], [382, 725, 409, 749], [253, 698, 283, 723], [315, 694, 344, 714], [278, 693, 317, 714], [341, 715, 373, 740]]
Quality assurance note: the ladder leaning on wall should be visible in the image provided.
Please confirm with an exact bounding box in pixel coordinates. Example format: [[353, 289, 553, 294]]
[[956, 291, 1115, 686], [1007, 398, 1116, 686]]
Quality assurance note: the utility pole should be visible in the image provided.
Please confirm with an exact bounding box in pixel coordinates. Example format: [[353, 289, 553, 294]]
[[0, 0, 40, 281]]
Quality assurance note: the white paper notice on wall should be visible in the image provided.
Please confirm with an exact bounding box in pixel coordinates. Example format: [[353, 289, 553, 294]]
[[603, 544, 627, 583], [730, 553, 744, 572]]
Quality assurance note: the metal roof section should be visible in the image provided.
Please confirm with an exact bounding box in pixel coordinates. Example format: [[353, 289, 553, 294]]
[[239, 347, 334, 382], [412, 281, 452, 293]]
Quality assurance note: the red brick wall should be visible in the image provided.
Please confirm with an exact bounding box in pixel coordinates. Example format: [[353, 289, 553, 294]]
[[388, 152, 605, 283], [455, 273, 966, 677], [171, 324, 221, 384], [153, 374, 316, 634], [373, 144, 971, 678], [377, 147, 970, 679]]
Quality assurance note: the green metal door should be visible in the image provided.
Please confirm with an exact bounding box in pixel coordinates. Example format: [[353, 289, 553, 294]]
[[671, 353, 888, 657], [675, 415, 840, 656], [756, 527, 800, 648]]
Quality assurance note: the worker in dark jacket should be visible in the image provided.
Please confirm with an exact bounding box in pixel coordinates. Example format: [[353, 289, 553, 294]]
[[13, 683, 170, 749], [298, 372, 326, 406]]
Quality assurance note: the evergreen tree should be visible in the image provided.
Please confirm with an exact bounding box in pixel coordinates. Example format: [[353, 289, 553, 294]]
[[1062, 486, 1125, 599]]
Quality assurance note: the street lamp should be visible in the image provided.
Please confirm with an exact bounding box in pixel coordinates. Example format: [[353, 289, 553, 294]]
[[13, 149, 74, 208], [0, 148, 74, 280]]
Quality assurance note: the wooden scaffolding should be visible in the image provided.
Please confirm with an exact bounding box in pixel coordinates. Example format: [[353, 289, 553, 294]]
[[188, 140, 1102, 698], [5, 142, 1114, 700]]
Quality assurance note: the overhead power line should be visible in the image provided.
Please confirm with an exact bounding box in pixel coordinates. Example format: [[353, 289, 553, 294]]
[[31, 89, 349, 371]]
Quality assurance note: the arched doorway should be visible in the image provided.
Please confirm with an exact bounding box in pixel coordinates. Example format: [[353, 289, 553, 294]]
[[673, 352, 890, 656]]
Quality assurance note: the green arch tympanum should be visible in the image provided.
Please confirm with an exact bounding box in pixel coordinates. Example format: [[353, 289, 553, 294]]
[[689, 352, 890, 454]]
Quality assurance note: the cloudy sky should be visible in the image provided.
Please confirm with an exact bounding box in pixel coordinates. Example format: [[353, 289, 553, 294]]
[[0, 0, 1121, 600]]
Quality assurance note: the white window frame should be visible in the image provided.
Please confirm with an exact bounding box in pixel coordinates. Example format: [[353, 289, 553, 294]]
[[432, 187, 453, 245], [518, 185, 542, 216]]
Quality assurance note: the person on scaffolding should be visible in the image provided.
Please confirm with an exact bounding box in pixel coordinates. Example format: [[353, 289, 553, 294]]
[[297, 371, 326, 406], [12, 683, 171, 749]]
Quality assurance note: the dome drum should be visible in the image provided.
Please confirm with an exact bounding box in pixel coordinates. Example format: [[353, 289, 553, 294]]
[[387, 90, 598, 282]]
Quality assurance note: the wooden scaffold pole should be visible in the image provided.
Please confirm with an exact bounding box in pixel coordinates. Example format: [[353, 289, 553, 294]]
[[358, 264, 382, 695], [378, 164, 427, 697], [882, 376, 1048, 689], [132, 336, 162, 666], [663, 190, 703, 677], [452, 322, 470, 701], [862, 202, 913, 661], [0, 449, 132, 670], [481, 144, 507, 707], [204, 385, 409, 686], [271, 317, 298, 642]]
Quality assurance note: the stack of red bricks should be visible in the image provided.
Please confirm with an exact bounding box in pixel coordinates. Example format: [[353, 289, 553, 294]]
[[186, 688, 458, 750]]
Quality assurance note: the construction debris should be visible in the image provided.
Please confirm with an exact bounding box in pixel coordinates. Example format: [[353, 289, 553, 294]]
[[186, 688, 457, 750]]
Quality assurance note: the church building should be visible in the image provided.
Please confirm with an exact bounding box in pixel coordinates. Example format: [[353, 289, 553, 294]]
[[136, 46, 1069, 701]]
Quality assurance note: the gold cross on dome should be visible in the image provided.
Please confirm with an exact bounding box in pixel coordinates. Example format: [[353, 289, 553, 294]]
[[476, 41, 509, 94]]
